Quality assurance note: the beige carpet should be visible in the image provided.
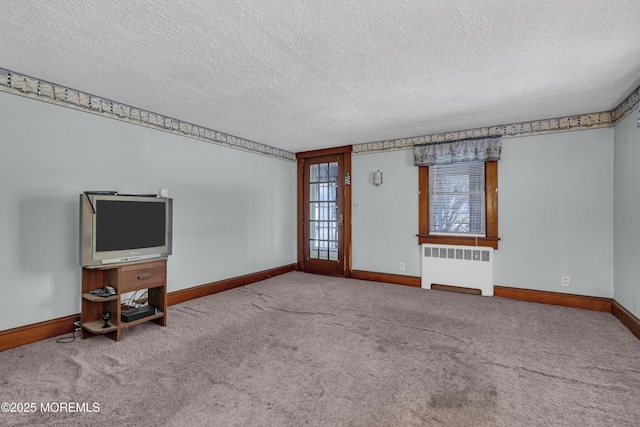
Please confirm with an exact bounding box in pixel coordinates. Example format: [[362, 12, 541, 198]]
[[1, 272, 639, 426]]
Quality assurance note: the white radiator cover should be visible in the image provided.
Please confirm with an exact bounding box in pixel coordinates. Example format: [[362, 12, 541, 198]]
[[421, 244, 494, 296]]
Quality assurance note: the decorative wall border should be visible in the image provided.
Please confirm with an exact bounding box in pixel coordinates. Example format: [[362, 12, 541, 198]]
[[354, 84, 640, 155], [2, 66, 638, 159], [0, 68, 296, 162], [612, 85, 640, 123]]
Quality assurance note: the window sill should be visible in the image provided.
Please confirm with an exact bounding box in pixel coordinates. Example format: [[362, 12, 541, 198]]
[[417, 235, 499, 249]]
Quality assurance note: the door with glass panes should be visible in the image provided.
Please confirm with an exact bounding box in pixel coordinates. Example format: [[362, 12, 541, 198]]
[[302, 154, 345, 276]]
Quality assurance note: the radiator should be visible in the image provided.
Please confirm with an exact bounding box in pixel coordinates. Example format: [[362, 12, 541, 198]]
[[421, 244, 494, 296]]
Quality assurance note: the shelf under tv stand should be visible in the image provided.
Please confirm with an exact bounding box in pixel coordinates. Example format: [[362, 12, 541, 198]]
[[82, 320, 118, 335], [80, 259, 167, 342]]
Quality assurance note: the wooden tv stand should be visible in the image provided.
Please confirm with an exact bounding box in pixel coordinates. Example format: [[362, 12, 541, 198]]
[[80, 259, 167, 341]]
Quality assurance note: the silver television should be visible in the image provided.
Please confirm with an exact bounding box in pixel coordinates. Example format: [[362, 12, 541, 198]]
[[79, 193, 173, 267]]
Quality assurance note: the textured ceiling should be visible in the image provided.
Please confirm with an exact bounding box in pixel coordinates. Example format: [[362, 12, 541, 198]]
[[1, 0, 639, 153]]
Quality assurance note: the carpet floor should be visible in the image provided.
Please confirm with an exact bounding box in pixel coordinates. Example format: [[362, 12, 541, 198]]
[[1, 272, 639, 426]]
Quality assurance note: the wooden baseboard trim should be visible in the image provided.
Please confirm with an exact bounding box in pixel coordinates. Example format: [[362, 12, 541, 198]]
[[381, 280, 637, 340], [494, 286, 612, 312], [0, 264, 296, 352], [612, 300, 640, 340], [167, 264, 296, 306], [3, 267, 636, 350], [0, 314, 79, 352], [351, 270, 421, 287]]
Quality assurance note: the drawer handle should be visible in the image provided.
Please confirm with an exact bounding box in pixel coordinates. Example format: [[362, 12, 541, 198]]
[[138, 273, 152, 280]]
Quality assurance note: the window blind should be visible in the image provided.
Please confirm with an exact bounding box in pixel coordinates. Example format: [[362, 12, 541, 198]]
[[429, 161, 485, 236]]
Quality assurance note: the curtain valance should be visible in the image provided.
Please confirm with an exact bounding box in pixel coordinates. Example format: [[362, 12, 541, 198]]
[[414, 136, 502, 166]]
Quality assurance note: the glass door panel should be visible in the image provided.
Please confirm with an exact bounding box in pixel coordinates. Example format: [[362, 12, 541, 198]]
[[309, 161, 338, 261], [303, 154, 344, 276]]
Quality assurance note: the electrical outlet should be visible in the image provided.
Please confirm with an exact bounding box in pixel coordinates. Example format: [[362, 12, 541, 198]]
[[399, 262, 405, 271], [561, 276, 570, 287]]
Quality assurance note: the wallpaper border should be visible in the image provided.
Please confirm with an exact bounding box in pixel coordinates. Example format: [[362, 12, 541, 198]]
[[0, 68, 297, 162], [1, 67, 638, 158], [353, 85, 640, 155]]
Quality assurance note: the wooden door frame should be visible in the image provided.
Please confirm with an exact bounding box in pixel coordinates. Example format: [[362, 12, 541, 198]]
[[301, 153, 345, 276], [296, 145, 352, 277]]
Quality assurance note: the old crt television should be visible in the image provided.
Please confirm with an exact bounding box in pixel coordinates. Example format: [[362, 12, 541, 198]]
[[79, 193, 173, 267]]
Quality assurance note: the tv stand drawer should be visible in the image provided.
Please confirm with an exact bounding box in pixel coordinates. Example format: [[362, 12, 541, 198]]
[[120, 263, 166, 293]]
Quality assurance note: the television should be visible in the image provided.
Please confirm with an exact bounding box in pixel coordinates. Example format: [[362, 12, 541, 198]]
[[79, 193, 173, 267]]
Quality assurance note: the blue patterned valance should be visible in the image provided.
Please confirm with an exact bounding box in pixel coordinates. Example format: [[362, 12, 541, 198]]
[[414, 136, 502, 166]]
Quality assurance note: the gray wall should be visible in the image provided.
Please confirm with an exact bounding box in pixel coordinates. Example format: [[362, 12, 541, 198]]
[[0, 92, 296, 330], [1, 84, 635, 332], [351, 128, 615, 298], [495, 129, 613, 296], [352, 150, 420, 276], [614, 106, 640, 318]]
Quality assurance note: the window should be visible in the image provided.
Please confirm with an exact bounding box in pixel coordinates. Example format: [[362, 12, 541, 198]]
[[419, 161, 498, 249], [429, 161, 485, 236]]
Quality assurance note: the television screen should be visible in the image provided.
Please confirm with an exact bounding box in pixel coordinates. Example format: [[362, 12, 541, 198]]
[[80, 193, 172, 267], [96, 200, 166, 252]]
